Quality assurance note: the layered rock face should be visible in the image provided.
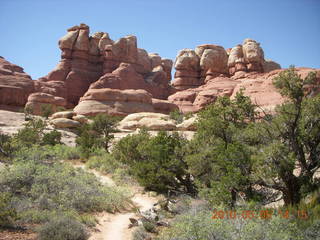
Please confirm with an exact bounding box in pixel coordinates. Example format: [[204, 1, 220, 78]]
[[35, 24, 103, 106], [169, 76, 238, 112], [34, 24, 172, 104], [172, 39, 280, 93], [28, 23, 175, 115], [169, 68, 320, 113], [74, 88, 155, 116], [25, 93, 67, 115], [169, 38, 287, 113], [0, 57, 34, 107]]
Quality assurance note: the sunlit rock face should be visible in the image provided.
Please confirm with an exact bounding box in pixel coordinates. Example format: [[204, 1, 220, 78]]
[[0, 57, 34, 107], [32, 23, 174, 112]]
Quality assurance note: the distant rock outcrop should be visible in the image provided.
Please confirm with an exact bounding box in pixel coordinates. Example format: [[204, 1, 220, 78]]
[[169, 68, 320, 113], [30, 23, 173, 112], [0, 57, 34, 107], [1, 25, 319, 119]]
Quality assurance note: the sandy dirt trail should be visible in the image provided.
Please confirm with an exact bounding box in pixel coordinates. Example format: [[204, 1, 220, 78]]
[[73, 163, 158, 240]]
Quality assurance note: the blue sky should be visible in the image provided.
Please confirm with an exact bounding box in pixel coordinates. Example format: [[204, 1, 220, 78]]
[[1, 0, 319, 79]]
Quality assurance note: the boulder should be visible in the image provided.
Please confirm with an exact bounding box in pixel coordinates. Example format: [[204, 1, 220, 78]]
[[172, 49, 201, 89], [168, 91, 197, 113], [89, 32, 104, 56], [90, 63, 144, 90], [118, 112, 176, 131], [25, 93, 67, 115], [176, 116, 197, 131], [51, 111, 75, 119], [34, 80, 67, 99], [104, 35, 138, 65], [50, 118, 81, 128], [74, 88, 155, 116], [227, 45, 246, 75], [242, 39, 264, 72], [174, 49, 200, 71], [74, 24, 90, 51], [198, 45, 228, 79], [72, 114, 89, 124], [152, 98, 179, 114], [58, 26, 79, 50]]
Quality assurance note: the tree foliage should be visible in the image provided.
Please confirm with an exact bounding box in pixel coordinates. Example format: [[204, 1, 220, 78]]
[[187, 68, 319, 206], [251, 67, 320, 205], [76, 114, 119, 158], [113, 130, 195, 194], [186, 90, 257, 206]]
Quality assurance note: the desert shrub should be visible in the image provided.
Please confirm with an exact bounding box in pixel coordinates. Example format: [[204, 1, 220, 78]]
[[304, 220, 320, 240], [0, 133, 13, 159], [0, 159, 131, 225], [76, 123, 102, 159], [112, 129, 150, 165], [168, 195, 192, 214], [12, 144, 82, 164], [169, 109, 184, 124], [157, 209, 302, 240], [86, 153, 122, 174], [11, 118, 46, 148], [37, 216, 89, 240], [143, 220, 157, 233], [10, 118, 62, 150], [48, 144, 81, 160], [17, 208, 78, 224], [85, 152, 134, 185], [90, 114, 119, 152], [42, 130, 62, 146], [76, 114, 119, 158], [79, 214, 97, 228], [112, 167, 134, 186], [0, 192, 18, 228], [133, 226, 151, 240], [24, 105, 33, 121], [13, 145, 58, 163], [40, 104, 54, 119]]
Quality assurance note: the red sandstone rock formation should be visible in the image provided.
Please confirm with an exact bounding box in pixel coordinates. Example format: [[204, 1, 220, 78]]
[[2, 27, 318, 118], [74, 88, 155, 116], [169, 68, 320, 113], [0, 57, 34, 107], [25, 93, 67, 115], [28, 23, 174, 115]]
